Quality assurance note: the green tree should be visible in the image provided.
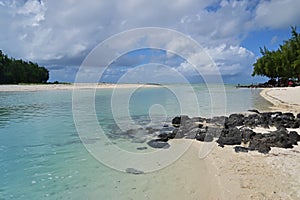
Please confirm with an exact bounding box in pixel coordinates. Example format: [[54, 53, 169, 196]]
[[252, 26, 300, 82], [0, 51, 49, 84]]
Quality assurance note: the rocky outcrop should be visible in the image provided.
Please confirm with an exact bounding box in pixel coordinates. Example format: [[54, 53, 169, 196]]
[[165, 111, 300, 154], [124, 111, 300, 154]]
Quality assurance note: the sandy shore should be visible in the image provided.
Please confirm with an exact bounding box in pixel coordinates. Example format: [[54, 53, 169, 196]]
[[261, 86, 300, 112], [200, 86, 300, 199], [0, 83, 161, 92]]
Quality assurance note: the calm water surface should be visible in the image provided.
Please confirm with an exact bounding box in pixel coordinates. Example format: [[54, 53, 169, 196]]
[[0, 84, 271, 199]]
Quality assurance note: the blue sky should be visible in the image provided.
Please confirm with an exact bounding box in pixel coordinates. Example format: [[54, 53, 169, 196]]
[[0, 0, 300, 84]]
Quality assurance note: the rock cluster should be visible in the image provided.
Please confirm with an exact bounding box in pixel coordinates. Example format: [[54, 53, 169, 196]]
[[156, 110, 300, 154]]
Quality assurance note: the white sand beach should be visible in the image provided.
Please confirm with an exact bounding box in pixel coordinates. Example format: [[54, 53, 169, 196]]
[[201, 86, 300, 199], [261, 86, 300, 112]]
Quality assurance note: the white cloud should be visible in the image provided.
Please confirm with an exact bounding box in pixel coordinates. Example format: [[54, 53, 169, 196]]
[[175, 44, 255, 76], [255, 0, 300, 29], [0, 0, 299, 82]]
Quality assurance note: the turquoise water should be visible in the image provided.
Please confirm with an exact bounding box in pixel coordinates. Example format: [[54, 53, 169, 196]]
[[0, 85, 271, 199]]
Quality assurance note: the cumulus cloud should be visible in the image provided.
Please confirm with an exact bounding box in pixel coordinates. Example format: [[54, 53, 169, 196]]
[[0, 0, 299, 82], [175, 44, 255, 77], [255, 0, 300, 29]]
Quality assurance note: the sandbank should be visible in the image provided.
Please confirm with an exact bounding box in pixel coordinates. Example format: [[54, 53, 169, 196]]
[[0, 83, 161, 92]]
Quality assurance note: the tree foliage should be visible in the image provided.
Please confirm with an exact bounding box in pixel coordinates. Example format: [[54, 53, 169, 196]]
[[252, 26, 300, 81], [0, 50, 49, 84]]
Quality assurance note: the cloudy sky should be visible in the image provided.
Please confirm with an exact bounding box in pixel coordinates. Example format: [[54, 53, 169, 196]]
[[1, 0, 300, 84]]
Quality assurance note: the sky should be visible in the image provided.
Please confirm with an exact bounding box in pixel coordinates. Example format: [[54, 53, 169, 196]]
[[0, 0, 300, 84]]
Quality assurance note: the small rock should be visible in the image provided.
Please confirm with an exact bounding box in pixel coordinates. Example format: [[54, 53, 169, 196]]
[[172, 116, 181, 127], [125, 168, 144, 175], [234, 146, 249, 153], [136, 147, 148, 150], [248, 109, 260, 114], [147, 139, 170, 148], [289, 131, 300, 145]]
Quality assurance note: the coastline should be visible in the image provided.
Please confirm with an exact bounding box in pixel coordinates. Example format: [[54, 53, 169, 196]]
[[0, 83, 161, 92], [1, 84, 299, 199], [260, 86, 300, 112], [202, 86, 300, 199]]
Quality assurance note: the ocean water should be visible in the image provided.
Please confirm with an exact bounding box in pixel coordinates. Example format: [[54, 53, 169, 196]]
[[0, 84, 272, 199]]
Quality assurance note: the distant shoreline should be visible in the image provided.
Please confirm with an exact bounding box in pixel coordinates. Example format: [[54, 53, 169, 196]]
[[260, 86, 300, 112], [0, 83, 161, 92]]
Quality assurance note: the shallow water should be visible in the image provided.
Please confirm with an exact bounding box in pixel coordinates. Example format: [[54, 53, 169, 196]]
[[0, 84, 271, 199]]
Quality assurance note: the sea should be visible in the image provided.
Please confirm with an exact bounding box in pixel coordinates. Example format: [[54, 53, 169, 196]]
[[0, 84, 272, 199]]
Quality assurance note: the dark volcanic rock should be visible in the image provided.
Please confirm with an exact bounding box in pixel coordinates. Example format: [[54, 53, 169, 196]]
[[204, 134, 214, 142], [185, 128, 200, 139], [248, 109, 260, 114], [136, 147, 147, 150], [217, 136, 242, 147], [269, 112, 299, 129], [125, 168, 144, 175], [211, 116, 228, 126], [217, 128, 242, 146], [282, 112, 295, 120], [170, 129, 185, 139], [195, 128, 214, 142], [248, 128, 294, 152], [206, 127, 222, 138], [243, 114, 260, 128], [157, 133, 169, 142], [234, 146, 249, 153], [289, 131, 300, 145], [162, 111, 300, 154], [172, 116, 181, 127], [271, 128, 294, 148], [191, 117, 206, 123], [195, 128, 207, 141], [147, 139, 170, 148], [240, 128, 256, 143], [195, 132, 205, 141], [291, 120, 300, 128], [248, 137, 271, 153], [225, 114, 245, 128]]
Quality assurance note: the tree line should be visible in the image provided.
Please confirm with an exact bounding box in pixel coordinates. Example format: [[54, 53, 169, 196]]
[[252, 26, 300, 84], [0, 50, 49, 84]]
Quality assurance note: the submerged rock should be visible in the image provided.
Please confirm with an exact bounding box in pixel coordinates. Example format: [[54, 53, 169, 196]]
[[125, 168, 144, 175], [147, 139, 170, 149], [136, 147, 148, 150]]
